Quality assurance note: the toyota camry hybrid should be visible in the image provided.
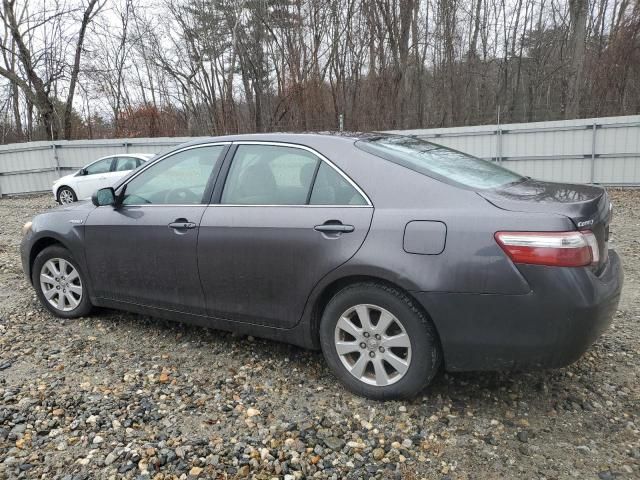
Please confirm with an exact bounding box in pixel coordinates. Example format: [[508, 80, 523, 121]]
[[20, 133, 623, 399]]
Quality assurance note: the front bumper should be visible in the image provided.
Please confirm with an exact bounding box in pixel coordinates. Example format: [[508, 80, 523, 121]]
[[414, 250, 623, 371], [20, 233, 33, 283]]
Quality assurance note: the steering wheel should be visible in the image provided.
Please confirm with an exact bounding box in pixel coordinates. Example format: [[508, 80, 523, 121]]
[[164, 187, 199, 204]]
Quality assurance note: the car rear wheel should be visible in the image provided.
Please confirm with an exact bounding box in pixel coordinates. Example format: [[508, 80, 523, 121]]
[[32, 245, 92, 318], [57, 187, 76, 204], [319, 282, 441, 400]]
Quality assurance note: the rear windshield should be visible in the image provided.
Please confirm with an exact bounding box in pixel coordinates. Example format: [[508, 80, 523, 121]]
[[355, 135, 523, 190]]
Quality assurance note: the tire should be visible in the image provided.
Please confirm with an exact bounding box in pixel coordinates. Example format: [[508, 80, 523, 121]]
[[57, 186, 77, 204], [319, 282, 441, 400], [31, 245, 92, 318]]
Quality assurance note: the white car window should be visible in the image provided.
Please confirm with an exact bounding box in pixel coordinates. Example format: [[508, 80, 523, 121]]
[[114, 157, 138, 172], [85, 158, 113, 175]]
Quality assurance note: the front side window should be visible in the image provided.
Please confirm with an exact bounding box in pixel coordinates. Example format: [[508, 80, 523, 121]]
[[84, 158, 113, 175], [221, 145, 319, 205], [355, 135, 523, 190], [309, 163, 367, 205], [122, 145, 225, 205]]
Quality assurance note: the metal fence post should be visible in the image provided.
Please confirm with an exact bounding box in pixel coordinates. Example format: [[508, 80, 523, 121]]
[[590, 122, 597, 184], [52, 142, 60, 177]]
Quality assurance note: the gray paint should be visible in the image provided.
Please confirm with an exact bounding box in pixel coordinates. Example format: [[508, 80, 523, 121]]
[[403, 221, 447, 255], [20, 132, 623, 372]]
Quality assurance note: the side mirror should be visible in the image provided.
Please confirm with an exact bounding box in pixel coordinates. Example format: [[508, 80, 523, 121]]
[[79, 168, 87, 176], [92, 187, 116, 207]]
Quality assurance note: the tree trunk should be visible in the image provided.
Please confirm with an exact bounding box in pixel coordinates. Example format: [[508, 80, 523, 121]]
[[567, 0, 588, 118], [63, 0, 100, 139]]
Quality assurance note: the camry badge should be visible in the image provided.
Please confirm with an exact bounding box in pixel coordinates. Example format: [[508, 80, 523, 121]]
[[577, 219, 594, 227], [69, 219, 83, 224]]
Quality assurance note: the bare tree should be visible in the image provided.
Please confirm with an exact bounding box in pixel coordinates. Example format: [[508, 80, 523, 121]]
[[0, 0, 103, 139], [0, 0, 639, 143]]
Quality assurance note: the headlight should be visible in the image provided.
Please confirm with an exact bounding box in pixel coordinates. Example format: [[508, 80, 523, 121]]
[[22, 221, 32, 236]]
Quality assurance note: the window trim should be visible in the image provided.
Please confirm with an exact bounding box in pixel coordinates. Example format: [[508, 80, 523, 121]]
[[215, 141, 372, 208], [114, 142, 232, 207]]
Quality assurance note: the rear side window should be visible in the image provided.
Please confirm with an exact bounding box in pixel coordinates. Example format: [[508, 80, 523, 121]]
[[222, 145, 319, 205], [309, 163, 367, 205], [114, 157, 138, 172], [355, 135, 523, 190]]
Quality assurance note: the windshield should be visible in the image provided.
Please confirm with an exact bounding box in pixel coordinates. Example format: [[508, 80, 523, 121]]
[[355, 135, 523, 190]]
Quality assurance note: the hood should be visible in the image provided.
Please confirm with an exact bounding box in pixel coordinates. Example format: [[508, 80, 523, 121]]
[[53, 172, 77, 185], [30, 200, 95, 236], [37, 200, 95, 220], [51, 199, 95, 212]]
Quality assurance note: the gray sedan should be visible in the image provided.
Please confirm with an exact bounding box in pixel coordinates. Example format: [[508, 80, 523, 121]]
[[20, 133, 623, 399]]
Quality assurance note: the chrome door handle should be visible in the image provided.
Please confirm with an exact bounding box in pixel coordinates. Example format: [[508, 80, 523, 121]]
[[314, 223, 355, 233], [168, 221, 196, 230]]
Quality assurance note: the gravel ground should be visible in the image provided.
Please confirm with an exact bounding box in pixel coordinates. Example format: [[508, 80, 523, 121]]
[[0, 191, 638, 480]]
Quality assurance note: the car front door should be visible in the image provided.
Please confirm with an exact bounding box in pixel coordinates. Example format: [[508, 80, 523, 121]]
[[74, 157, 115, 199], [197, 142, 374, 328], [84, 144, 229, 314]]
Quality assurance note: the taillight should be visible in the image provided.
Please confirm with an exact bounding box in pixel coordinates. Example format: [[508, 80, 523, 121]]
[[495, 231, 599, 267]]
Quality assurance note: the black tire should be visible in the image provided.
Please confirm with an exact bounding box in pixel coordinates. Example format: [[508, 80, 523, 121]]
[[57, 186, 77, 204], [319, 282, 441, 400], [32, 245, 92, 318]]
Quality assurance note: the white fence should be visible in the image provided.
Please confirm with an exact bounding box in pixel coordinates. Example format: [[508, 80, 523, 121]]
[[1, 115, 639, 195], [394, 115, 640, 186], [0, 137, 205, 196]]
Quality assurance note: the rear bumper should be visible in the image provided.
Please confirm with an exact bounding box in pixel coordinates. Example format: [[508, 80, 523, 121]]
[[414, 250, 623, 371]]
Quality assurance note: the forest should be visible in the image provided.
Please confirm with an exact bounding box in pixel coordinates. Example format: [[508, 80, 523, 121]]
[[0, 0, 639, 143]]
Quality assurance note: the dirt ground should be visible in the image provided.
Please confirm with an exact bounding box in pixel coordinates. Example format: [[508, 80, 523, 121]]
[[0, 191, 638, 480]]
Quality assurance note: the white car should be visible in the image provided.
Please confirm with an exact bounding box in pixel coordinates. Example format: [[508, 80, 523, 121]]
[[53, 153, 155, 204]]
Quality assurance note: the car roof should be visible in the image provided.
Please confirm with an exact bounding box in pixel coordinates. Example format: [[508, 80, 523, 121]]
[[174, 132, 382, 149], [92, 153, 154, 162], [119, 153, 155, 160]]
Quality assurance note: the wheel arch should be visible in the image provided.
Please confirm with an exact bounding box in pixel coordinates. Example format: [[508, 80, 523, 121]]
[[56, 185, 76, 201], [307, 274, 443, 354], [28, 237, 66, 283]]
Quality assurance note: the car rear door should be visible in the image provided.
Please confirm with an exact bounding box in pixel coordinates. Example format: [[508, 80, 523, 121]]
[[83, 144, 229, 314], [197, 142, 374, 328]]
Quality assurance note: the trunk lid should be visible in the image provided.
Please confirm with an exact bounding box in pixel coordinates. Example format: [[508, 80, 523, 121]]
[[478, 179, 612, 269]]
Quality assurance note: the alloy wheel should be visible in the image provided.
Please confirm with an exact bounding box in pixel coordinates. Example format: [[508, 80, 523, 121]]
[[39, 258, 83, 312], [59, 189, 74, 204], [334, 304, 412, 386]]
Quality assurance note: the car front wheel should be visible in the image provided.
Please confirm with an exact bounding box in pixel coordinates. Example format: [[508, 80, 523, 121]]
[[57, 187, 77, 204], [32, 245, 92, 318], [320, 282, 441, 400]]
